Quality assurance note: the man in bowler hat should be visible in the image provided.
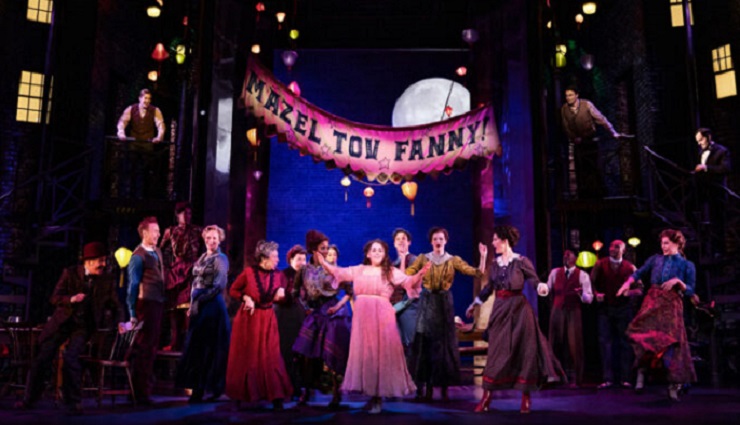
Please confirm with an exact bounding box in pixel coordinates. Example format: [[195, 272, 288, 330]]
[[15, 242, 124, 415]]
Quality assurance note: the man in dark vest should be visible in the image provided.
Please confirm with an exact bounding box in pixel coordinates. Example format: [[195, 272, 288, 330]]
[[15, 242, 124, 415], [390, 228, 419, 390], [127, 216, 166, 405], [560, 86, 624, 199], [117, 88, 165, 143], [590, 240, 639, 389], [539, 250, 593, 387]]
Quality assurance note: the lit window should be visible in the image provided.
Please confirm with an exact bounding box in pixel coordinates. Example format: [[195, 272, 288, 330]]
[[670, 0, 693, 27], [27, 0, 53, 24], [713, 44, 737, 99], [16, 71, 45, 123]]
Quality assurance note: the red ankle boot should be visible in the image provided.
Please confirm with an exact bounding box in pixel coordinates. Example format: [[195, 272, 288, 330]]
[[520, 392, 531, 414], [474, 390, 493, 413]]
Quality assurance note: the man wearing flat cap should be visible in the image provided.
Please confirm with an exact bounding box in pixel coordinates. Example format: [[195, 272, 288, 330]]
[[16, 242, 124, 415]]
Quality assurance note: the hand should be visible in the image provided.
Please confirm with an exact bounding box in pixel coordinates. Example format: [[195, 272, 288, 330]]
[[117, 322, 127, 334], [152, 136, 163, 143], [186, 308, 191, 317], [327, 306, 338, 315], [117, 132, 126, 141], [274, 287, 286, 301], [596, 292, 605, 303], [465, 303, 476, 319], [694, 164, 707, 172], [479, 243, 488, 259], [419, 261, 432, 276], [70, 293, 86, 303], [314, 251, 326, 266], [537, 283, 549, 297], [242, 295, 255, 315], [661, 277, 683, 292], [616, 283, 631, 297]]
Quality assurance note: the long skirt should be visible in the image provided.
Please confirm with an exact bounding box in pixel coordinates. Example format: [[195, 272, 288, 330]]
[[482, 293, 564, 391], [342, 295, 417, 397], [274, 302, 306, 394], [225, 307, 292, 402], [410, 290, 461, 387], [292, 297, 351, 377], [176, 294, 231, 395], [626, 286, 697, 384]]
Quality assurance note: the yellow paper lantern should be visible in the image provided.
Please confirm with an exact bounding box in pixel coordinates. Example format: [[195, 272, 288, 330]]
[[147, 70, 158, 82], [175, 44, 186, 64], [114, 247, 133, 288], [575, 251, 597, 268], [251, 44, 261, 54], [289, 29, 300, 40], [401, 181, 418, 216], [246, 128, 258, 146], [582, 2, 597, 15], [555, 52, 567, 68], [628, 237, 641, 247]]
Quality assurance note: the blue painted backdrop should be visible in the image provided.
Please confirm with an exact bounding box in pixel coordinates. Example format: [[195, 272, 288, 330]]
[[268, 50, 480, 316]]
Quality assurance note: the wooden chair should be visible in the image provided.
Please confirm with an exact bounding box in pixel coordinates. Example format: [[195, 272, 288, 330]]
[[0, 318, 37, 398], [82, 321, 142, 407]]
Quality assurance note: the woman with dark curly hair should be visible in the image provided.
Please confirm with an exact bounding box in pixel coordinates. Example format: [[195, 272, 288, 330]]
[[405, 227, 487, 401], [317, 239, 431, 413], [617, 229, 697, 401], [292, 230, 352, 408], [225, 240, 292, 410], [466, 225, 564, 414]]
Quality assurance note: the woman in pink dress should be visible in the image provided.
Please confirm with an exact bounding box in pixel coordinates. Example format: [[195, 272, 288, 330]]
[[317, 239, 431, 414]]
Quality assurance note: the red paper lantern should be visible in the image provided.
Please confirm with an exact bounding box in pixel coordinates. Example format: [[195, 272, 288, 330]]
[[151, 43, 169, 61]]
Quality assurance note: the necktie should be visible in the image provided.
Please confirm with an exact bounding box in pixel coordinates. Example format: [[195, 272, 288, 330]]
[[565, 269, 570, 279]]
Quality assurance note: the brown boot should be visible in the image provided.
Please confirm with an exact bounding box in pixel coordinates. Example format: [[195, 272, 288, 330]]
[[474, 390, 493, 413]]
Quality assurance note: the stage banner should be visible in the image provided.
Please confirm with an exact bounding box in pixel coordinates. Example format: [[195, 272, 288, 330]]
[[241, 55, 500, 183]]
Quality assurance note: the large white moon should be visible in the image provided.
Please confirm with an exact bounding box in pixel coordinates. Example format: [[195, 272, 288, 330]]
[[392, 78, 471, 127]]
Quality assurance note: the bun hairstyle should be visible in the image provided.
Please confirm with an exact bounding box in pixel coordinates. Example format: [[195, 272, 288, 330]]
[[286, 244, 307, 263], [492, 225, 520, 247], [255, 240, 279, 262], [659, 229, 686, 256], [305, 229, 329, 253]]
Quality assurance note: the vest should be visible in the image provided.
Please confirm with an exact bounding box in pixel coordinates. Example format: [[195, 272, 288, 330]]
[[132, 245, 166, 303], [552, 267, 582, 310], [595, 258, 634, 307], [130, 104, 156, 141], [562, 100, 597, 141]]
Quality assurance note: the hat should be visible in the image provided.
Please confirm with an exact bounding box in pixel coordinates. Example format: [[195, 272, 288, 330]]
[[81, 242, 107, 260]]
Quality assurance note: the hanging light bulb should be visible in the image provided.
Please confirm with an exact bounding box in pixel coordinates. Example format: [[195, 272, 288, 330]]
[[340, 176, 351, 202], [547, 20, 552, 29], [255, 2, 265, 12], [456, 66, 467, 77], [575, 13, 584, 24], [592, 240, 604, 251], [627, 237, 641, 247], [276, 11, 286, 29], [251, 44, 261, 54], [401, 181, 418, 216], [288, 81, 301, 96], [289, 29, 300, 40], [282, 50, 298, 70], [444, 105, 453, 117], [147, 70, 158, 81], [363, 186, 375, 208]]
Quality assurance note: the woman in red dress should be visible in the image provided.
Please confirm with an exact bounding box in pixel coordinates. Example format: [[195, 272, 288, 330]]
[[226, 240, 292, 410]]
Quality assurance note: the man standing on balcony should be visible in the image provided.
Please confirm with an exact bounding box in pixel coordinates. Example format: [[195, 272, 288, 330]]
[[127, 216, 166, 405], [117, 88, 165, 143], [560, 86, 624, 199], [15, 242, 124, 415], [694, 127, 732, 256]]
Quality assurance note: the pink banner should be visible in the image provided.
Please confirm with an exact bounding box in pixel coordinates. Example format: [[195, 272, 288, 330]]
[[241, 56, 500, 183]]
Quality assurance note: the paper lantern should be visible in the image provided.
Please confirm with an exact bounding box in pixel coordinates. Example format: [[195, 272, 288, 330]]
[[147, 70, 158, 82], [444, 105, 453, 117], [401, 181, 418, 216], [582, 2, 597, 15], [282, 50, 298, 70], [628, 237, 641, 247], [251, 44, 261, 54], [151, 43, 169, 61], [255, 2, 265, 12], [253, 170, 263, 181], [555, 52, 566, 68], [147, 5, 161, 18], [276, 12, 286, 23], [575, 251, 597, 268], [580, 53, 594, 70], [114, 247, 133, 288], [456, 66, 467, 77], [363, 186, 375, 208], [288, 81, 301, 96], [461, 28, 479, 44], [575, 13, 584, 24], [246, 128, 258, 146], [289, 29, 300, 40], [341, 176, 351, 202], [175, 44, 186, 64], [592, 240, 604, 251]]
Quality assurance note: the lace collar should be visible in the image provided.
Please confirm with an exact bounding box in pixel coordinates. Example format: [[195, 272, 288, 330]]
[[424, 251, 452, 265], [496, 253, 521, 267]]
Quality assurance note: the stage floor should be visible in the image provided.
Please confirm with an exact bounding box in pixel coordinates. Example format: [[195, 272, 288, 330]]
[[2, 385, 739, 424]]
